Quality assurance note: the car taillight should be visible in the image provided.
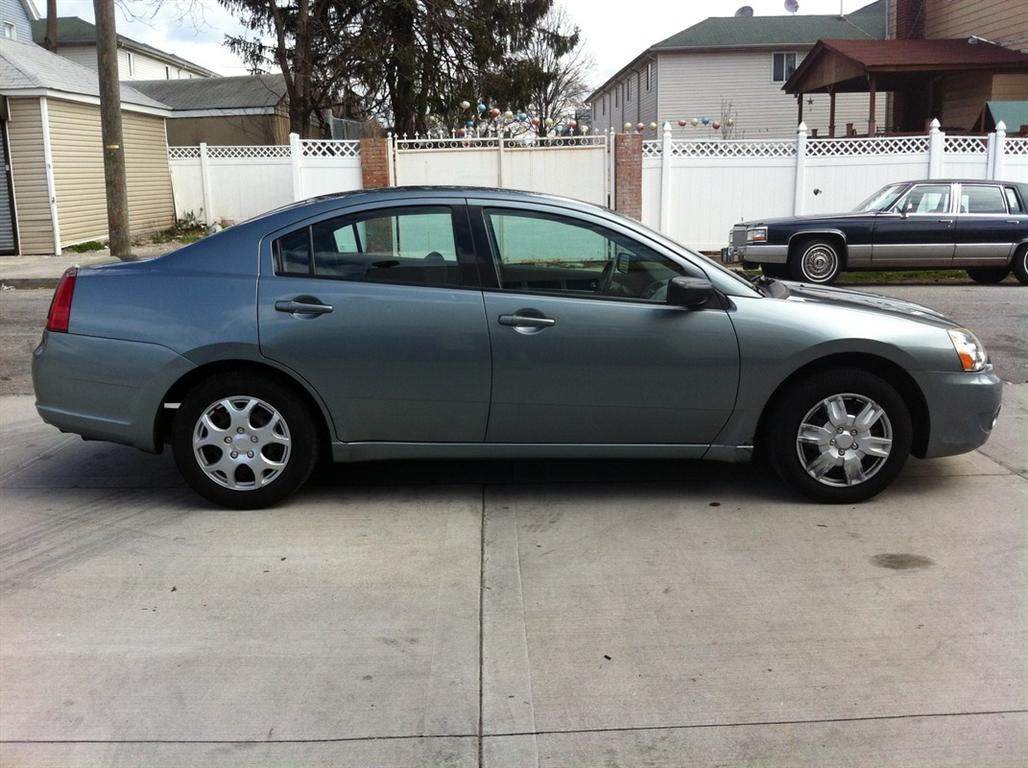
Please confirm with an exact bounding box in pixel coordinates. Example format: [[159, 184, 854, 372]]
[[46, 267, 78, 333]]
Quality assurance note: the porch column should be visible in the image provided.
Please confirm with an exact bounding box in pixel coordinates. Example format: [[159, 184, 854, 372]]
[[867, 75, 877, 136], [829, 89, 837, 138]]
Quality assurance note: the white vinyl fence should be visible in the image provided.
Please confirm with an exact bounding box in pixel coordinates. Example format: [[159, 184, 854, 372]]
[[642, 119, 1028, 251], [393, 134, 610, 207], [169, 135, 362, 225]]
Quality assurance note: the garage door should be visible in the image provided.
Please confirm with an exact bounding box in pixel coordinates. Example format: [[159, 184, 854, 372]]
[[1, 122, 16, 254]]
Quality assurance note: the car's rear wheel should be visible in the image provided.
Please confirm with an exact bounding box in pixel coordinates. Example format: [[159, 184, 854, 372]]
[[966, 266, 1010, 284], [172, 373, 319, 509], [789, 238, 842, 284], [1012, 246, 1028, 286], [761, 264, 788, 279], [765, 368, 912, 503]]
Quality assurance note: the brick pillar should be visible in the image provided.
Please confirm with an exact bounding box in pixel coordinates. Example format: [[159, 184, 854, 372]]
[[360, 137, 391, 189], [614, 133, 642, 220]]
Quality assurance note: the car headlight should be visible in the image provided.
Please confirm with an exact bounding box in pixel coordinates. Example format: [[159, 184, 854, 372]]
[[746, 227, 767, 243], [947, 328, 987, 372]]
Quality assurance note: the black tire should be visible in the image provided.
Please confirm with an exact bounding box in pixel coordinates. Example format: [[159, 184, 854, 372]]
[[172, 373, 319, 509], [1012, 245, 1028, 286], [765, 368, 912, 504], [761, 264, 788, 279], [788, 238, 842, 284], [966, 266, 1010, 284]]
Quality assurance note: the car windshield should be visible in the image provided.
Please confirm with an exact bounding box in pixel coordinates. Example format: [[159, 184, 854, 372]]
[[854, 183, 907, 212]]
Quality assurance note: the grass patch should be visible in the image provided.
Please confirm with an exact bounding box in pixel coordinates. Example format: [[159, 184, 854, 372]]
[[147, 213, 208, 246], [838, 270, 973, 284], [67, 240, 106, 253]]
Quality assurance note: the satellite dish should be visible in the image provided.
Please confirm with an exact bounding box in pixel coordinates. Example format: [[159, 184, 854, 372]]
[[735, 5, 754, 17], [785, 0, 799, 13]]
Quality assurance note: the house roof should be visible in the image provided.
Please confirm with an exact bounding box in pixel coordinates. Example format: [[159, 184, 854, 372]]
[[784, 38, 1028, 93], [652, 0, 884, 50], [0, 37, 168, 111], [586, 0, 885, 102], [30, 16, 219, 78], [130, 74, 287, 111]]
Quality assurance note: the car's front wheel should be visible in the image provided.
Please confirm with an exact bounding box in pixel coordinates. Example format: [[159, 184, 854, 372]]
[[765, 368, 912, 503], [172, 373, 319, 509], [966, 266, 1010, 284], [789, 238, 842, 284]]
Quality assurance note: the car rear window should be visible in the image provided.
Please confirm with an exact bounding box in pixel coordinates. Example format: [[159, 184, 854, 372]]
[[960, 185, 1006, 214]]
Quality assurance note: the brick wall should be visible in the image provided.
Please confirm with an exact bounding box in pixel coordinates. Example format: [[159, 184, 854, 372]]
[[614, 133, 642, 220], [360, 137, 391, 188]]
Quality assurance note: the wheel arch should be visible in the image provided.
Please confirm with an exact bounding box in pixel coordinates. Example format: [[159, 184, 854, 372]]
[[154, 359, 334, 452], [755, 352, 931, 459], [788, 230, 849, 267]]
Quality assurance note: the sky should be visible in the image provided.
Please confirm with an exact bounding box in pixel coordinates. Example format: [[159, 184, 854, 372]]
[[54, 0, 874, 86]]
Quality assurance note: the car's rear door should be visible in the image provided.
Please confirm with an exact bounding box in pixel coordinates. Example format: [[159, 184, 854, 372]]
[[469, 200, 739, 448], [872, 182, 956, 267], [257, 200, 492, 443], [952, 183, 1020, 268]]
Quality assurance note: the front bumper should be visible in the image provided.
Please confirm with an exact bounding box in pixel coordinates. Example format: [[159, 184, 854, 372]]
[[33, 331, 195, 453], [726, 243, 789, 264], [919, 368, 1003, 459]]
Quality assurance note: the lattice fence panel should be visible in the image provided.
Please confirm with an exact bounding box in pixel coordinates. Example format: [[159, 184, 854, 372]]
[[302, 140, 360, 158], [806, 136, 929, 157], [944, 136, 988, 154], [206, 145, 291, 159], [670, 140, 795, 158], [642, 141, 662, 157], [168, 146, 200, 160], [1004, 137, 1028, 156]]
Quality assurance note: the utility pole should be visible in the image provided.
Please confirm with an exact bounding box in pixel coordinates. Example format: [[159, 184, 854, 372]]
[[93, 0, 133, 260], [44, 0, 57, 52]]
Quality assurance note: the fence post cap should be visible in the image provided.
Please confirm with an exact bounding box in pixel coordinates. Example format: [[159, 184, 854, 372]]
[[797, 122, 808, 133], [929, 118, 941, 131], [995, 120, 1006, 133], [662, 121, 672, 132]]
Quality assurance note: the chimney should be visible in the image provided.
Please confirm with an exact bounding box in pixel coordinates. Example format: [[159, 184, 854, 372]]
[[894, 0, 926, 40]]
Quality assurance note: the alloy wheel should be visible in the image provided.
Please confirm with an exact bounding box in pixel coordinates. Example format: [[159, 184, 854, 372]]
[[795, 393, 893, 487], [192, 396, 292, 490]]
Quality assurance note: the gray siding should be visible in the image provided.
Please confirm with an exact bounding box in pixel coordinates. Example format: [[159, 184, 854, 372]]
[[1, 0, 33, 41]]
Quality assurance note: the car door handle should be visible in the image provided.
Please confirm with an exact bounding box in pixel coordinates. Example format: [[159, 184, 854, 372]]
[[498, 314, 555, 328], [275, 299, 334, 316], [1007, 220, 1019, 225], [937, 219, 953, 224]]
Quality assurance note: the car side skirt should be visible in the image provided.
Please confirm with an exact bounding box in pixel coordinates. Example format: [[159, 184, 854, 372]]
[[330, 442, 753, 463]]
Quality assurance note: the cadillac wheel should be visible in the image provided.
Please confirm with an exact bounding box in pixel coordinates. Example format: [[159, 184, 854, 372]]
[[766, 369, 912, 503], [172, 374, 319, 509], [790, 239, 841, 284]]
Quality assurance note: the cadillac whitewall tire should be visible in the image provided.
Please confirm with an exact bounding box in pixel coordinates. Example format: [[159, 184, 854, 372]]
[[1012, 246, 1028, 286], [789, 239, 841, 284]]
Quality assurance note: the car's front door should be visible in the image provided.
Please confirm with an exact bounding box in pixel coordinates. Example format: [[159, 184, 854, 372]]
[[472, 203, 740, 447], [872, 183, 956, 267], [257, 202, 492, 443], [952, 183, 1020, 267]]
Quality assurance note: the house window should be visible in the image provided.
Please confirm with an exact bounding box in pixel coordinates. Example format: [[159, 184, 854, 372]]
[[602, 96, 606, 115], [3, 21, 16, 39], [772, 52, 797, 82], [646, 62, 652, 91], [165, 65, 172, 79], [626, 77, 632, 102], [126, 51, 136, 78], [615, 85, 619, 108]]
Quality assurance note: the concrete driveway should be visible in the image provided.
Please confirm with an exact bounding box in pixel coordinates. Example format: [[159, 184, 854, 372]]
[[1, 390, 1026, 767]]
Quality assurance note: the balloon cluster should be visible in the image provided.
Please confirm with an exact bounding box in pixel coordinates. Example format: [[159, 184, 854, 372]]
[[676, 116, 735, 131], [455, 101, 589, 138]]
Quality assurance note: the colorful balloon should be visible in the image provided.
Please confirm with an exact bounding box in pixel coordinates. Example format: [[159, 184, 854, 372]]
[[677, 119, 687, 127], [690, 117, 699, 127], [503, 110, 514, 120], [531, 116, 540, 126], [477, 103, 486, 113], [517, 111, 528, 122], [568, 120, 577, 129], [649, 122, 657, 130], [701, 116, 710, 125], [624, 122, 633, 131], [544, 117, 554, 126], [460, 100, 471, 110], [712, 120, 721, 130]]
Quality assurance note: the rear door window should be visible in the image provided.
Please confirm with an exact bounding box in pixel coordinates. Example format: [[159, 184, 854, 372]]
[[959, 185, 1006, 214]]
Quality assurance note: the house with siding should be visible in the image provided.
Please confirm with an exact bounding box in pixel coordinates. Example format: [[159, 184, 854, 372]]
[[31, 16, 217, 80], [587, 0, 887, 140], [0, 37, 175, 255], [1, 0, 37, 42]]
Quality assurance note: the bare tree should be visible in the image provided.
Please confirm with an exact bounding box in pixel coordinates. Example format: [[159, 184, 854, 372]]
[[520, 7, 593, 135]]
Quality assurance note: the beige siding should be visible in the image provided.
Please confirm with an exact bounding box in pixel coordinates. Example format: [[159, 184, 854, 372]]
[[926, 0, 1028, 53], [991, 73, 1028, 102], [655, 50, 884, 140], [53, 44, 207, 79], [940, 71, 993, 131], [165, 113, 290, 145], [47, 99, 108, 246], [6, 98, 53, 255], [47, 99, 174, 248], [122, 111, 175, 234]]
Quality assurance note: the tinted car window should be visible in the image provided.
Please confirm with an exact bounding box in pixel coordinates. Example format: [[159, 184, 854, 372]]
[[275, 207, 461, 287], [1004, 188, 1024, 214], [484, 209, 685, 301], [960, 185, 1006, 214], [897, 184, 951, 215]]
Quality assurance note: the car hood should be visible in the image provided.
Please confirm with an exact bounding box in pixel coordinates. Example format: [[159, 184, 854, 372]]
[[778, 281, 954, 326], [740, 211, 870, 227]]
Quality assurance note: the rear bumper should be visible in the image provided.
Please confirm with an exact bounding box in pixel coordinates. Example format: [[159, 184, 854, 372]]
[[920, 368, 1003, 459], [32, 331, 195, 453]]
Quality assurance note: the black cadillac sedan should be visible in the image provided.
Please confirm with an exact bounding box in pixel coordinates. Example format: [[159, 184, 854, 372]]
[[730, 180, 1028, 285]]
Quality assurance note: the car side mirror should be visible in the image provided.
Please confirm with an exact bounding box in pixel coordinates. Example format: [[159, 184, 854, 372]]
[[667, 277, 715, 308]]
